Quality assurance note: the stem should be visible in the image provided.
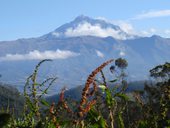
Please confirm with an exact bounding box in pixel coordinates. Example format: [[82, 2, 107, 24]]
[[109, 109, 114, 128]]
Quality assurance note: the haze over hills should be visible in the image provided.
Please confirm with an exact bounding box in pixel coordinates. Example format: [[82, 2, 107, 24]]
[[0, 15, 170, 94]]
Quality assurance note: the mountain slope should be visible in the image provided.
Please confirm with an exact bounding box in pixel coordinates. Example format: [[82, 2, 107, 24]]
[[0, 16, 169, 93]]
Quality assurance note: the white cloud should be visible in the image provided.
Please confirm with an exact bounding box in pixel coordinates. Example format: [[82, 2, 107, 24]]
[[140, 30, 150, 36], [96, 50, 104, 58], [64, 22, 128, 40], [117, 21, 135, 35], [132, 10, 170, 20], [163, 29, 170, 38], [52, 32, 60, 37], [52, 16, 169, 39], [96, 17, 136, 35], [97, 16, 169, 38], [0, 49, 80, 61], [119, 51, 125, 56], [150, 28, 156, 33], [139, 28, 157, 37], [165, 30, 170, 34]]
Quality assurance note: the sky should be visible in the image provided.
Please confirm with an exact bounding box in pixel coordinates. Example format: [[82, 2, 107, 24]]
[[1, 0, 170, 41]]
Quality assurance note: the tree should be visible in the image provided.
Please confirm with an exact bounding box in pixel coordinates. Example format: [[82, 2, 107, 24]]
[[135, 62, 170, 127], [150, 62, 170, 82], [115, 58, 128, 70]]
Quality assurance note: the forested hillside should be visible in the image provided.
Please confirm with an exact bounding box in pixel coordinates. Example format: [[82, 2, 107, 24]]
[[0, 83, 24, 116]]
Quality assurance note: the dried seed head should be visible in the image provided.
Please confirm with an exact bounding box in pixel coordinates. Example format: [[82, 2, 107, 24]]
[[59, 87, 67, 102], [78, 112, 84, 117], [50, 102, 55, 114], [78, 59, 113, 117]]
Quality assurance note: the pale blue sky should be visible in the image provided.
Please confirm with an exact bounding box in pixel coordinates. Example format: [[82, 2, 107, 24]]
[[1, 0, 170, 41]]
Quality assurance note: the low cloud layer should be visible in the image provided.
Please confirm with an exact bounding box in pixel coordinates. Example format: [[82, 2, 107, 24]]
[[51, 16, 170, 39], [0, 49, 80, 61], [119, 51, 125, 56], [96, 50, 104, 58], [97, 16, 170, 38], [164, 29, 170, 35], [139, 28, 157, 36], [96, 17, 136, 35], [64, 22, 128, 40]]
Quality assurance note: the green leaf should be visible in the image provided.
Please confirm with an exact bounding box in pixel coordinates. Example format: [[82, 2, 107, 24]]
[[117, 112, 125, 128], [40, 99, 49, 107], [106, 89, 114, 106], [26, 99, 34, 111], [138, 121, 149, 128], [109, 79, 117, 83], [115, 93, 129, 101], [99, 116, 107, 128], [88, 109, 106, 128]]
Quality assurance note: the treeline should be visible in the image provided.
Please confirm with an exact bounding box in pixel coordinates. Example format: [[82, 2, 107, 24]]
[[0, 83, 24, 117]]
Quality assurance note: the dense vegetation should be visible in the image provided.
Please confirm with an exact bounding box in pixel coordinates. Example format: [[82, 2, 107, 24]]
[[0, 83, 24, 117], [47, 80, 145, 103], [0, 59, 169, 128]]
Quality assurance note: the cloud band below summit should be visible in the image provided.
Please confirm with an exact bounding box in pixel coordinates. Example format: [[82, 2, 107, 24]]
[[52, 22, 131, 40], [0, 49, 80, 61]]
